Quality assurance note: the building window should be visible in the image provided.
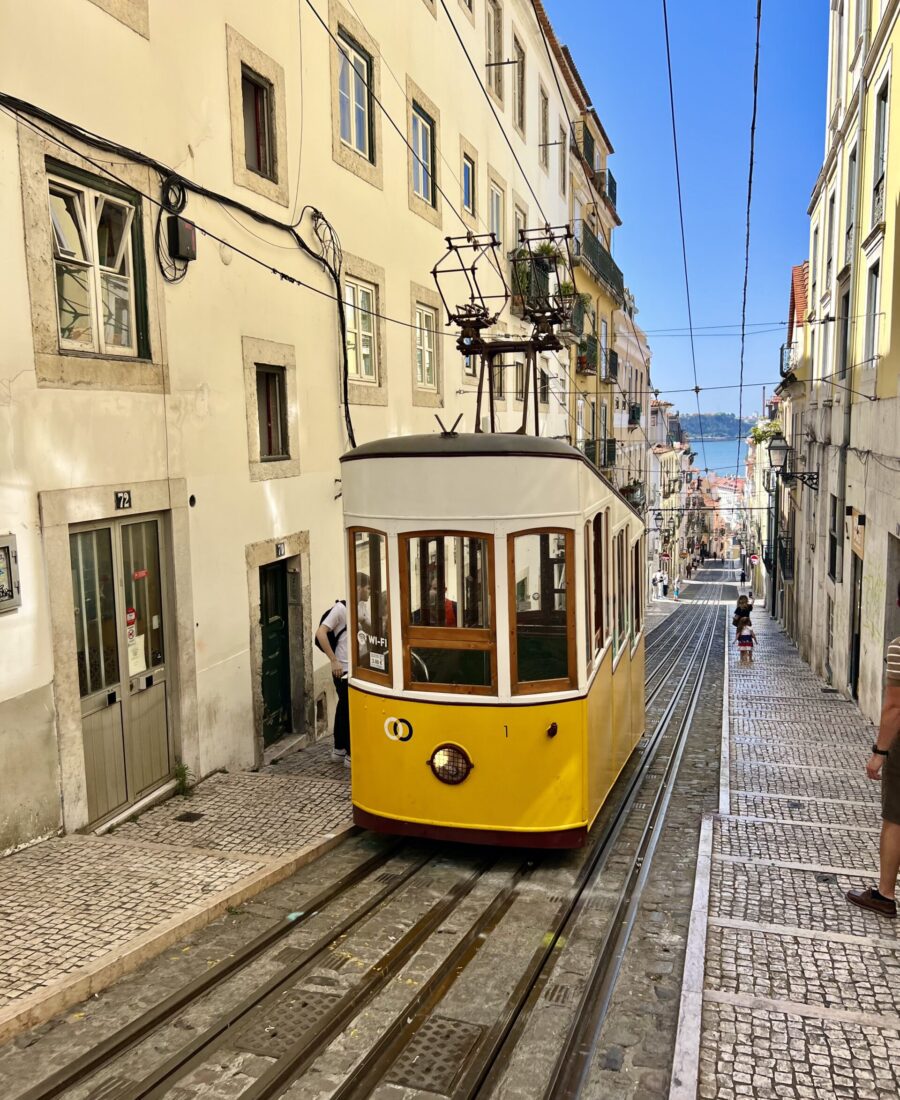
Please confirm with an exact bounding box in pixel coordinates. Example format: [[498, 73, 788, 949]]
[[463, 153, 475, 214], [415, 304, 437, 388], [512, 34, 526, 134], [486, 0, 503, 100], [256, 366, 289, 459], [463, 353, 476, 377], [412, 104, 435, 204], [838, 286, 851, 378], [492, 358, 505, 398], [845, 145, 857, 260], [539, 365, 549, 404], [539, 86, 549, 168], [489, 182, 503, 248], [559, 125, 567, 194], [344, 277, 377, 382], [811, 225, 819, 299], [864, 260, 880, 364], [873, 80, 888, 225], [828, 494, 841, 580], [48, 174, 142, 357], [826, 192, 835, 285], [241, 67, 275, 180], [338, 33, 372, 160]]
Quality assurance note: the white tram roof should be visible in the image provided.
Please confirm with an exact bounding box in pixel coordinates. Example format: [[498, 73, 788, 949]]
[[340, 433, 643, 528]]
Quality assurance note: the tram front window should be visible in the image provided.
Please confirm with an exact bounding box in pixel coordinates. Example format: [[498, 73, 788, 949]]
[[351, 529, 390, 682], [402, 534, 495, 692], [510, 530, 575, 692]]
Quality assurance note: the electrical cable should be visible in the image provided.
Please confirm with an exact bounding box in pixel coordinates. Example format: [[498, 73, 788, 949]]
[[735, 0, 763, 479], [660, 0, 708, 474]]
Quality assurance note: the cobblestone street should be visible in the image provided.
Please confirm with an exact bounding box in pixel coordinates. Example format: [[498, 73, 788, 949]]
[[0, 741, 352, 1044], [672, 609, 900, 1100]]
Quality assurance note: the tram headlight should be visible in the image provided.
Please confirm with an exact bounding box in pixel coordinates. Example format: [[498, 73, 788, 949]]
[[427, 743, 473, 785]]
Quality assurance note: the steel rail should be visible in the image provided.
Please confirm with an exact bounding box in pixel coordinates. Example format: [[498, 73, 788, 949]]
[[322, 590, 721, 1100], [14, 839, 406, 1100], [542, 593, 722, 1098]]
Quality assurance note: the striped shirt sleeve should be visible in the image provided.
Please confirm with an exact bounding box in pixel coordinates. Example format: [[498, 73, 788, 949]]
[[887, 638, 900, 687]]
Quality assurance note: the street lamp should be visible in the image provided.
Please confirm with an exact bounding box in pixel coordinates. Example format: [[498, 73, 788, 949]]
[[767, 432, 790, 471], [767, 432, 818, 489]]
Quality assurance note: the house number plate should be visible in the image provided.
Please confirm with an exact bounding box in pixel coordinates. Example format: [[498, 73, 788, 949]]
[[115, 490, 132, 510]]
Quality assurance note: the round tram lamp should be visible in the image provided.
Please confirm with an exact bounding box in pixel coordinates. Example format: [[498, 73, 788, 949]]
[[428, 743, 474, 785], [767, 432, 790, 471]]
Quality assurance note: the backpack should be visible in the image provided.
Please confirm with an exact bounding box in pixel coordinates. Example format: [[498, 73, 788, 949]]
[[315, 600, 347, 653]]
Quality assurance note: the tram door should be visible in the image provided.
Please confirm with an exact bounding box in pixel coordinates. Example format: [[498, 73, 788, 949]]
[[260, 561, 292, 745], [70, 517, 172, 825]]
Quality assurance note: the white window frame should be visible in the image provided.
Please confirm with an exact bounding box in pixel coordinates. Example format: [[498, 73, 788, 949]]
[[48, 175, 138, 357], [486, 0, 503, 100], [512, 34, 526, 134], [344, 276, 378, 383], [338, 34, 371, 160], [415, 304, 437, 389], [463, 153, 476, 214], [412, 105, 434, 204], [872, 78, 889, 226], [864, 260, 880, 365], [489, 182, 504, 248], [539, 85, 550, 169]]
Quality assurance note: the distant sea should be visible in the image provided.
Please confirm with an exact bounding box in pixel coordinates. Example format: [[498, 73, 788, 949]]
[[691, 438, 748, 477]]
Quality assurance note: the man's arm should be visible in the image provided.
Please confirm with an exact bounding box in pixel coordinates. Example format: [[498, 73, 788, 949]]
[[315, 624, 343, 679], [867, 658, 900, 780]]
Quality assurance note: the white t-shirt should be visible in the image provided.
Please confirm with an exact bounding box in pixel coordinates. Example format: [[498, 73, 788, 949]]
[[322, 601, 349, 674]]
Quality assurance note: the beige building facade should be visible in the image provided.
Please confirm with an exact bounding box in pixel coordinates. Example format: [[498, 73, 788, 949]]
[[0, 0, 595, 849]]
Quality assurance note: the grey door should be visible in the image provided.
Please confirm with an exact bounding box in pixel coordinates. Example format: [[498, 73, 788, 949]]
[[71, 516, 172, 825]]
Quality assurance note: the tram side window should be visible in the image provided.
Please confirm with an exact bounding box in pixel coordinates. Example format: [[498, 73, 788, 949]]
[[510, 530, 575, 692], [632, 540, 642, 639], [350, 529, 391, 682], [403, 534, 495, 691], [592, 512, 606, 653], [615, 530, 627, 651], [584, 523, 592, 670]]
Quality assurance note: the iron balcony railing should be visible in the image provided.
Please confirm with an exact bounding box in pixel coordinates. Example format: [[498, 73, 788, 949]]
[[564, 296, 586, 338], [780, 342, 796, 377], [602, 437, 616, 467], [572, 221, 625, 301], [628, 402, 642, 426], [604, 167, 617, 210], [778, 535, 795, 581], [508, 250, 550, 318], [607, 348, 619, 381], [577, 333, 599, 374]]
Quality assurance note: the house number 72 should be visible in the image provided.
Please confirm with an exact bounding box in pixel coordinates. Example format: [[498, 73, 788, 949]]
[[114, 490, 132, 510]]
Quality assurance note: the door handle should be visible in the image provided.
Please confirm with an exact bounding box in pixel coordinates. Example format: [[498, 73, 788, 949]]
[[107, 690, 117, 706]]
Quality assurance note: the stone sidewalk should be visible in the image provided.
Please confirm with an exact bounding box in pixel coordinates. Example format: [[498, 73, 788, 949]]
[[671, 609, 900, 1100], [0, 740, 352, 1045]]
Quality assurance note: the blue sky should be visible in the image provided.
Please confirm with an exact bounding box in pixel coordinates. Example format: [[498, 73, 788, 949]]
[[544, 0, 829, 419]]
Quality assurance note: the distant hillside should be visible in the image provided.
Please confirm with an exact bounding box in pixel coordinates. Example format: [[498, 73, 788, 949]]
[[678, 412, 757, 441]]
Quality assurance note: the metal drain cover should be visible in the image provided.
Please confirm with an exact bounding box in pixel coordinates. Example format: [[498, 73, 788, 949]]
[[174, 811, 204, 823], [544, 983, 574, 1006], [815, 872, 838, 885], [231, 987, 341, 1058], [387, 1016, 484, 1094]]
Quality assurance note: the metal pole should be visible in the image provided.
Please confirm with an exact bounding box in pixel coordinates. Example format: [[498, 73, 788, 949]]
[[770, 473, 780, 617]]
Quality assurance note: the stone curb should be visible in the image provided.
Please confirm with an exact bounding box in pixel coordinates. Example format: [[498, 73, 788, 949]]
[[0, 821, 356, 1047]]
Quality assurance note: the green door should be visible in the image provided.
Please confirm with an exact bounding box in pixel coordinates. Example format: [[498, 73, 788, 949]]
[[260, 561, 292, 745]]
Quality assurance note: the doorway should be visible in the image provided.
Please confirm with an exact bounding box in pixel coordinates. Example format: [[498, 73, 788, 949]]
[[70, 515, 172, 825], [849, 552, 864, 699], [259, 560, 293, 745]]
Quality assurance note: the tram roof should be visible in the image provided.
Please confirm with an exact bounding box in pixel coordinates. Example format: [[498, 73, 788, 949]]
[[341, 433, 581, 463]]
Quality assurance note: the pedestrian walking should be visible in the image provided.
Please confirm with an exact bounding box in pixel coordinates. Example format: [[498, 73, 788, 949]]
[[315, 572, 371, 769], [662, 571, 670, 598], [735, 616, 756, 666], [847, 634, 900, 917], [673, 577, 680, 601], [740, 569, 747, 584], [651, 572, 659, 601]]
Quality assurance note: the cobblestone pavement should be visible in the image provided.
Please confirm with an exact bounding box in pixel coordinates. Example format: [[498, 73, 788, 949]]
[[672, 609, 900, 1100], [0, 738, 352, 1042]]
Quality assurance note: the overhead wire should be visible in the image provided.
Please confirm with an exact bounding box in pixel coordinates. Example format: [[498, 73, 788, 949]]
[[735, 0, 763, 479], [660, 0, 708, 474]]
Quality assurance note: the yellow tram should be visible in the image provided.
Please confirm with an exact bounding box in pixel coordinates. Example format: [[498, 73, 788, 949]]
[[341, 432, 646, 848]]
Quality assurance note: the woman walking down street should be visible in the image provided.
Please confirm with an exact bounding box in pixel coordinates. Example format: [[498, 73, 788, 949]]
[[740, 569, 747, 584], [736, 617, 756, 665], [662, 571, 670, 598]]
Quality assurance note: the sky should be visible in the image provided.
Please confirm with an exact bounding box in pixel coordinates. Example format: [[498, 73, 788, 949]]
[[543, 0, 830, 420]]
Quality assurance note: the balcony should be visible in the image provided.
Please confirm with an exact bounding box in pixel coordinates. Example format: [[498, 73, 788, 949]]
[[577, 333, 598, 374], [607, 348, 619, 381], [628, 402, 641, 427], [621, 479, 645, 510], [602, 437, 616, 468], [572, 222, 624, 301], [508, 251, 550, 319], [779, 342, 796, 378], [562, 295, 586, 341], [602, 167, 617, 211], [778, 535, 795, 581]]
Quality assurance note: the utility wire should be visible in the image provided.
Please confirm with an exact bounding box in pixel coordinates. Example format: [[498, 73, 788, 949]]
[[736, 0, 763, 479], [660, 0, 708, 473]]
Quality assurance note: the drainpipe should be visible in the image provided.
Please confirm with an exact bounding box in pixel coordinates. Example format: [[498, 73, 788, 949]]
[[770, 474, 780, 617]]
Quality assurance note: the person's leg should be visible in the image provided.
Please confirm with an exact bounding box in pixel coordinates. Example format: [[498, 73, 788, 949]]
[[879, 820, 900, 900], [332, 676, 350, 755]]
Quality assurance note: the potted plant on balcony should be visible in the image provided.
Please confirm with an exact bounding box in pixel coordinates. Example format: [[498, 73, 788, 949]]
[[534, 240, 563, 273]]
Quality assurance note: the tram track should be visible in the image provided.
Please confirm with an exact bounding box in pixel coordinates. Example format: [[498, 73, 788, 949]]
[[16, 587, 723, 1100]]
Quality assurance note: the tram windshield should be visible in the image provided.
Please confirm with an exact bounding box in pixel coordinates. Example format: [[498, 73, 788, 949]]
[[402, 534, 495, 691]]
